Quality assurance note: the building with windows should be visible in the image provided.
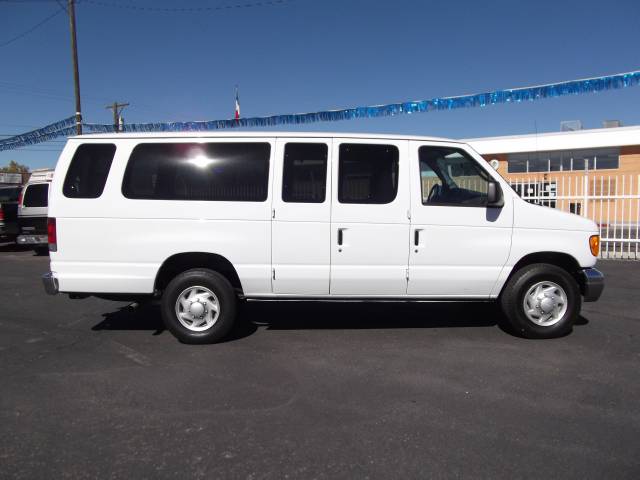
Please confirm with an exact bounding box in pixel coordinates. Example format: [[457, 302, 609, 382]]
[[465, 125, 640, 258], [465, 124, 639, 178]]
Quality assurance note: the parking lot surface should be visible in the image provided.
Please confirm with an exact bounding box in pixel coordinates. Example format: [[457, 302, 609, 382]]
[[0, 244, 639, 479]]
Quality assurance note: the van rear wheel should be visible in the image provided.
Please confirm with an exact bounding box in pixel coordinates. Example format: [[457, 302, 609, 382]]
[[161, 269, 237, 344], [500, 263, 581, 339]]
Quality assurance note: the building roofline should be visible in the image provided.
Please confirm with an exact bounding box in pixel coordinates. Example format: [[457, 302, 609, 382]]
[[464, 125, 640, 155]]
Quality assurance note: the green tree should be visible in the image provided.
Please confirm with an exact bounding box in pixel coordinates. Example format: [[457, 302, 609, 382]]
[[0, 160, 30, 174]]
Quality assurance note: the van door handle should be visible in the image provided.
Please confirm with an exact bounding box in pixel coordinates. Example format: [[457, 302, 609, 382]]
[[414, 229, 420, 246], [338, 228, 344, 246]]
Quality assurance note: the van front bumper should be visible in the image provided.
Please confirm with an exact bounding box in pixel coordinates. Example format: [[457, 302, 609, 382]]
[[579, 268, 604, 302], [42, 272, 59, 295]]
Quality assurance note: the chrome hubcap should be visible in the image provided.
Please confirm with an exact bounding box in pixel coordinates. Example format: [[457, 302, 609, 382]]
[[523, 281, 568, 326], [175, 286, 220, 332]]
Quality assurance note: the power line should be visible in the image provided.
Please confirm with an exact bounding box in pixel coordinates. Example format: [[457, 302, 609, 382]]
[[80, 0, 292, 13], [54, 0, 68, 13], [7, 148, 63, 152], [0, 80, 129, 108], [0, 7, 65, 48], [0, 84, 85, 103], [0, 86, 180, 120], [0, 124, 40, 128], [0, 0, 295, 48], [0, 80, 183, 118]]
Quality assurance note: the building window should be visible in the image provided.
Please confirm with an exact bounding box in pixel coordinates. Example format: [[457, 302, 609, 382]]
[[507, 153, 527, 173], [527, 156, 548, 173], [549, 152, 562, 172], [593, 149, 619, 170], [507, 147, 619, 173]]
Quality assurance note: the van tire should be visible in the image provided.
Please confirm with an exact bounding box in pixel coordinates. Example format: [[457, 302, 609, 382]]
[[500, 263, 581, 339], [161, 269, 237, 344]]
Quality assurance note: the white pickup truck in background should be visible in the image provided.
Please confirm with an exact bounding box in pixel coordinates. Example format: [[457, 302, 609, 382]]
[[18, 169, 53, 255]]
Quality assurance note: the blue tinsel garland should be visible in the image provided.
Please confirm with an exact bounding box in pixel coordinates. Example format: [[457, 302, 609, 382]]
[[1, 70, 639, 151]]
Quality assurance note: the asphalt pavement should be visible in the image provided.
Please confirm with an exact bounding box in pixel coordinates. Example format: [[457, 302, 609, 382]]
[[0, 244, 638, 479]]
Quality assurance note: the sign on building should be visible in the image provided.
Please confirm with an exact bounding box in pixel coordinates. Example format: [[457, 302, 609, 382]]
[[0, 173, 23, 184]]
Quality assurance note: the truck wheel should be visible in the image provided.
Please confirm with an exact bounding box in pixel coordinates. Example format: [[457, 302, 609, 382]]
[[500, 263, 581, 339], [161, 269, 237, 344]]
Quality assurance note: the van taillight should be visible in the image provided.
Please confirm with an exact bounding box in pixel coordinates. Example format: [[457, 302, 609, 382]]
[[18, 190, 23, 207], [0, 207, 4, 220], [47, 217, 57, 252]]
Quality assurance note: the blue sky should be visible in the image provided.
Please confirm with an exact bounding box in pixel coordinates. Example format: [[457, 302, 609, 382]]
[[1, 0, 639, 169]]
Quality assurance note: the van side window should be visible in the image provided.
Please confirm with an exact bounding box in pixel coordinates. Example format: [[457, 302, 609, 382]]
[[122, 143, 270, 202], [419, 147, 490, 207], [282, 143, 328, 203], [338, 144, 399, 204], [63, 144, 116, 199], [23, 184, 49, 207]]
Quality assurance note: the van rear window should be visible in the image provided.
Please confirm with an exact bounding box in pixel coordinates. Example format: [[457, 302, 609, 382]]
[[122, 142, 271, 202], [0, 187, 21, 202], [23, 183, 49, 207], [63, 144, 116, 199]]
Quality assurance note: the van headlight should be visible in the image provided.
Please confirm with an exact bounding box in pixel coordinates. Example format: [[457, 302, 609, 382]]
[[589, 235, 600, 257]]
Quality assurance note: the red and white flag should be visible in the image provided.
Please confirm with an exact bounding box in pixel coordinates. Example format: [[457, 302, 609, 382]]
[[234, 87, 240, 120]]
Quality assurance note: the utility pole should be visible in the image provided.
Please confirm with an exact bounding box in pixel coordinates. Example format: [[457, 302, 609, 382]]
[[106, 102, 129, 132], [67, 0, 82, 135]]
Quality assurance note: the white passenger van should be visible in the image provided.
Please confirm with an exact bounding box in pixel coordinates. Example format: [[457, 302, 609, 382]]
[[43, 133, 604, 343]]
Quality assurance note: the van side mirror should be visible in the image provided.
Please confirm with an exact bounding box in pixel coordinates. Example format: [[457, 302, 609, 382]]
[[487, 181, 504, 208]]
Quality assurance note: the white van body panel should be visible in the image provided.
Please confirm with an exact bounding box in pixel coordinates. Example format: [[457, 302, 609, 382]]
[[50, 137, 274, 295], [47, 132, 599, 300], [488, 199, 598, 297]]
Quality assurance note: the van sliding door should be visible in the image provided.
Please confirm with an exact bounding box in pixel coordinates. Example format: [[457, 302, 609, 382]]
[[329, 139, 410, 296]]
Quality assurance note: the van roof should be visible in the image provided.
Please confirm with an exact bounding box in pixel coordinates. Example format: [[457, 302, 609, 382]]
[[70, 131, 461, 143]]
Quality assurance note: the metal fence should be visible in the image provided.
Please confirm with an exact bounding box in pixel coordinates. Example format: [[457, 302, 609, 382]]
[[509, 175, 640, 259]]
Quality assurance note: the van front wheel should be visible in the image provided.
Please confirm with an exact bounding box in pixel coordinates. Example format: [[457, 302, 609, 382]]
[[161, 269, 237, 344], [500, 263, 581, 339]]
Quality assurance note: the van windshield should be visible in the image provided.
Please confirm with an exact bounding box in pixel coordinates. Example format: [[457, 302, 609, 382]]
[[23, 183, 49, 207]]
